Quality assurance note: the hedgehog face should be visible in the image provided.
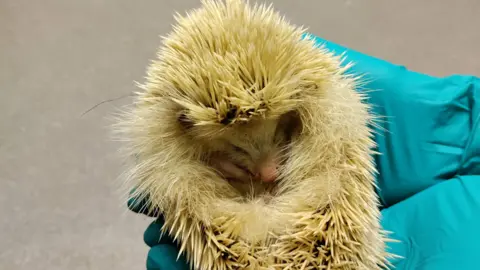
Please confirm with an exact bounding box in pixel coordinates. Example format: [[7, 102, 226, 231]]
[[179, 109, 301, 183]]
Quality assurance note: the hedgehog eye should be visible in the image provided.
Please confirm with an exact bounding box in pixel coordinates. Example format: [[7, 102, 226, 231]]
[[231, 144, 250, 156]]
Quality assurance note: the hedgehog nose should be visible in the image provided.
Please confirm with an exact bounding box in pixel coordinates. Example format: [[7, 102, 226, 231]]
[[257, 160, 277, 183]]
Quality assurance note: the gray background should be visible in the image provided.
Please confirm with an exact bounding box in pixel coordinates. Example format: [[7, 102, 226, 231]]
[[1, 0, 479, 269]]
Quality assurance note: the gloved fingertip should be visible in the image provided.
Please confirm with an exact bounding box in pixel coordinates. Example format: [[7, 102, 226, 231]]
[[147, 245, 189, 270], [144, 218, 175, 247]]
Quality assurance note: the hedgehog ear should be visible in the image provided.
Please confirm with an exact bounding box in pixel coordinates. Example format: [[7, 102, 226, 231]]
[[278, 110, 302, 141], [177, 110, 194, 130]]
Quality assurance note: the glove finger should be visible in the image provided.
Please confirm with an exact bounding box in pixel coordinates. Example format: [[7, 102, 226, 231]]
[[147, 244, 189, 270], [144, 218, 178, 247]]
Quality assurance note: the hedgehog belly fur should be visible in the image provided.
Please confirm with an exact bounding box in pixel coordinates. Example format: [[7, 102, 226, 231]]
[[117, 0, 393, 269]]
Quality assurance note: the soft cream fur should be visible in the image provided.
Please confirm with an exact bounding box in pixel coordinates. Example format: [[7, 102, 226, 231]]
[[116, 0, 392, 269]]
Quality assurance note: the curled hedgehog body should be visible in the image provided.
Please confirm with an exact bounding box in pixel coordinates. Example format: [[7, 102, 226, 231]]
[[118, 0, 392, 269]]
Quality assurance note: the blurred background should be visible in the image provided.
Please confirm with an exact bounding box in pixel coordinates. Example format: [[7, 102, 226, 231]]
[[1, 0, 479, 269]]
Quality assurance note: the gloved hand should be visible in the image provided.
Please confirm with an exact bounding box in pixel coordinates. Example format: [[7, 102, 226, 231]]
[[129, 33, 480, 269], [130, 177, 480, 270]]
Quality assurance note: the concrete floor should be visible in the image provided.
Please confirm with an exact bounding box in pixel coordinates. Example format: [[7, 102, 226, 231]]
[[1, 0, 479, 269]]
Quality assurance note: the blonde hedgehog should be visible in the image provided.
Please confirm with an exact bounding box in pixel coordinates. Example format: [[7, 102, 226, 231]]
[[117, 0, 393, 269]]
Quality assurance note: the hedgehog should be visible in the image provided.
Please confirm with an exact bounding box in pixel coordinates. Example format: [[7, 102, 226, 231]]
[[117, 0, 392, 269]]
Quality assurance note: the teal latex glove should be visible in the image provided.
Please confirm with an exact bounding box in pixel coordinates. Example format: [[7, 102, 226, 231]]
[[129, 34, 480, 269], [382, 175, 480, 270]]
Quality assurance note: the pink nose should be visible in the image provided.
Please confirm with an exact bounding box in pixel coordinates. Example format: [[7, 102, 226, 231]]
[[258, 161, 277, 183]]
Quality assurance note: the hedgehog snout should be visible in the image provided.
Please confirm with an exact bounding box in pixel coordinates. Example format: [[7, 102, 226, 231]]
[[255, 156, 278, 183]]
